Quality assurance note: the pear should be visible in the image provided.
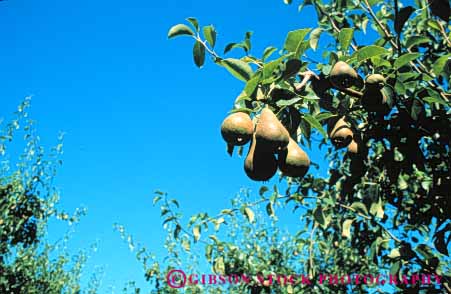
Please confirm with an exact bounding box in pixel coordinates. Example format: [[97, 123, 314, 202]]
[[220, 112, 254, 146], [255, 108, 290, 152], [347, 140, 359, 154], [278, 138, 310, 178], [328, 117, 353, 149], [329, 61, 360, 89], [244, 134, 278, 181], [362, 86, 395, 114], [365, 74, 386, 90]]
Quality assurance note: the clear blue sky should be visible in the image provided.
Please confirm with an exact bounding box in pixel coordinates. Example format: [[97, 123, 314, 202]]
[[0, 0, 330, 292]]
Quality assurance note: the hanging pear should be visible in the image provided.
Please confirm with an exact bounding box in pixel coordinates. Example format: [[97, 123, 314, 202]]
[[347, 140, 359, 154], [362, 85, 395, 115], [255, 108, 290, 152], [328, 117, 353, 149], [220, 112, 254, 146], [244, 134, 278, 181], [329, 61, 360, 89], [278, 138, 310, 178], [365, 74, 386, 90]]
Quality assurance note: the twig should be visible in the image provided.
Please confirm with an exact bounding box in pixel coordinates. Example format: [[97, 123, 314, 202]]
[[314, 3, 358, 51], [361, 0, 398, 50], [444, 282, 451, 294], [394, 0, 401, 55], [193, 36, 221, 61], [437, 21, 451, 47], [339, 87, 364, 99], [295, 71, 319, 92], [308, 223, 318, 276]]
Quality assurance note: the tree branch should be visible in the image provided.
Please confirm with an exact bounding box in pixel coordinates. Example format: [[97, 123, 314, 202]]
[[361, 0, 450, 102], [438, 21, 451, 48], [294, 70, 319, 93], [308, 223, 318, 277], [339, 87, 364, 99], [314, 3, 358, 51], [444, 282, 451, 294]]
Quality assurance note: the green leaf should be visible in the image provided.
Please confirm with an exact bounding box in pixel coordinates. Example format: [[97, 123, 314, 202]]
[[388, 248, 400, 259], [355, 45, 388, 63], [394, 148, 404, 162], [284, 28, 311, 57], [394, 53, 421, 69], [315, 112, 336, 122], [390, 260, 400, 275], [209, 235, 220, 244], [262, 46, 277, 61], [416, 244, 434, 259], [168, 24, 194, 38], [313, 206, 326, 228], [220, 209, 233, 216], [309, 28, 323, 51], [427, 19, 441, 32], [276, 97, 302, 107], [244, 207, 255, 223], [405, 36, 430, 49], [370, 198, 384, 219], [262, 56, 285, 80], [152, 196, 161, 206], [342, 219, 353, 239], [229, 107, 253, 114], [302, 113, 327, 139], [394, 6, 414, 34], [244, 31, 253, 53], [170, 199, 179, 208], [398, 174, 408, 190], [259, 186, 269, 197], [205, 244, 213, 261], [193, 225, 201, 242], [224, 42, 244, 54], [350, 202, 368, 215], [244, 73, 261, 97], [432, 54, 451, 76], [213, 256, 225, 275], [203, 25, 216, 48], [174, 224, 181, 239], [214, 218, 225, 231], [162, 216, 176, 225], [410, 98, 424, 121], [186, 17, 199, 32], [182, 239, 191, 252], [219, 58, 253, 81], [193, 41, 205, 68], [266, 203, 274, 217], [423, 96, 448, 106], [338, 28, 354, 52], [361, 18, 369, 34]]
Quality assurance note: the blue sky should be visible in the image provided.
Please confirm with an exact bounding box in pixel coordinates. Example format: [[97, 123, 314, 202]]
[[0, 0, 331, 292]]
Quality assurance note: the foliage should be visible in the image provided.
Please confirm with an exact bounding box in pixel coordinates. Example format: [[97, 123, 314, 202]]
[[0, 98, 100, 294], [124, 0, 450, 293]]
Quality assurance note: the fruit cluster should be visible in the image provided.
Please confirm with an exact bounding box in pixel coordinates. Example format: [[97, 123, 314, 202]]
[[221, 108, 310, 181], [325, 61, 396, 154], [220, 60, 395, 181]]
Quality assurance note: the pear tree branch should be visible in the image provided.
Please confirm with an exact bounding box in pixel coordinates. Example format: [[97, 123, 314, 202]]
[[361, 0, 450, 102]]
